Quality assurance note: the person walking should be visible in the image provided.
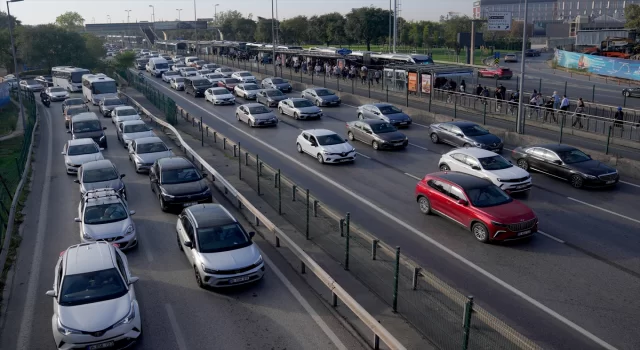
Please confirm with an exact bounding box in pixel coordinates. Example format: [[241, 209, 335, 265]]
[[560, 95, 570, 118], [374, 70, 381, 84], [572, 97, 585, 128], [498, 84, 506, 100], [459, 79, 466, 93], [543, 96, 556, 122], [614, 107, 624, 129]]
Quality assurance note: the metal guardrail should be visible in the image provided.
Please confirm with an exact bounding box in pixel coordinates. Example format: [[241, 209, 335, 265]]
[[120, 92, 407, 350]]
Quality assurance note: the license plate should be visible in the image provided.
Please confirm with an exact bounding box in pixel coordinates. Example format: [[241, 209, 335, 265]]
[[517, 230, 532, 236], [394, 142, 404, 146], [229, 276, 250, 284], [88, 341, 114, 350], [606, 180, 615, 184], [330, 101, 337, 104], [183, 202, 197, 207], [514, 185, 527, 189], [399, 122, 407, 125]]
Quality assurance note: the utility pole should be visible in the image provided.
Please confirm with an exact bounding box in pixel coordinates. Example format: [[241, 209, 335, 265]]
[[388, 0, 392, 52], [275, 0, 279, 45], [149, 5, 155, 23], [6, 0, 25, 132], [176, 8, 182, 21], [516, 0, 529, 134], [193, 0, 198, 54], [271, 0, 276, 74], [393, 0, 397, 53], [125, 10, 131, 46]]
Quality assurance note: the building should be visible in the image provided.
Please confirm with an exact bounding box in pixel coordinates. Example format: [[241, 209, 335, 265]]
[[476, 0, 558, 22]]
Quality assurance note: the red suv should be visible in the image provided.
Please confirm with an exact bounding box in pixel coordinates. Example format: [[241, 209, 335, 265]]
[[415, 172, 537, 242], [478, 67, 513, 80], [218, 78, 241, 91]]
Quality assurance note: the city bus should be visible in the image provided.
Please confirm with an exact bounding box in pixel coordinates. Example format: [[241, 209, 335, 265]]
[[52, 66, 91, 92], [81, 74, 118, 105]]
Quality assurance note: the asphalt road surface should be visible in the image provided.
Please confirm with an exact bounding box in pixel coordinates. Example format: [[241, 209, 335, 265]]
[[0, 97, 365, 350], [137, 68, 640, 350]]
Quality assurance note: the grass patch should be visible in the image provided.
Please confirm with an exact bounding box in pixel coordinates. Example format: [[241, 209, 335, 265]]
[[0, 135, 24, 250], [0, 103, 19, 136]]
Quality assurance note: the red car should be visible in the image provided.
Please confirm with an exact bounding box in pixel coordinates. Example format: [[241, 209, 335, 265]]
[[218, 78, 241, 91], [478, 67, 513, 80], [415, 172, 537, 243]]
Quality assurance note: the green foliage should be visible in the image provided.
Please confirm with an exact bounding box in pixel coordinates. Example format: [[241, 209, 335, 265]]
[[112, 51, 136, 70], [345, 7, 392, 50], [625, 4, 640, 30], [254, 17, 276, 43], [55, 11, 84, 29], [0, 29, 14, 73], [279, 16, 308, 44]]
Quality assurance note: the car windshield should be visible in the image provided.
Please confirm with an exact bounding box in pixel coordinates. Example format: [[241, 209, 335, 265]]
[[220, 68, 232, 72], [155, 63, 169, 69], [161, 167, 201, 184], [49, 87, 65, 92], [83, 167, 118, 183], [117, 108, 138, 116], [26, 80, 38, 85], [370, 122, 397, 133], [315, 89, 334, 96], [479, 155, 512, 170], [271, 78, 285, 84], [58, 268, 127, 307], [193, 80, 210, 86], [225, 78, 240, 84], [83, 202, 128, 225], [378, 105, 402, 114], [243, 84, 259, 91], [173, 77, 185, 82], [211, 89, 228, 95], [266, 90, 284, 97], [248, 106, 270, 114], [137, 142, 168, 154], [68, 144, 99, 156], [92, 81, 117, 94], [67, 108, 85, 116], [238, 72, 252, 77], [123, 124, 150, 133], [184, 67, 196, 72], [66, 99, 84, 106], [165, 71, 179, 76], [103, 99, 123, 106], [460, 124, 490, 136], [174, 64, 185, 68], [292, 100, 314, 108], [317, 134, 345, 146], [465, 185, 513, 208], [197, 223, 251, 253], [73, 120, 102, 132], [557, 149, 591, 164]]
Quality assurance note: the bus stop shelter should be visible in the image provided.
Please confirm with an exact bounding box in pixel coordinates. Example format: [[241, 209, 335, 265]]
[[382, 63, 474, 95]]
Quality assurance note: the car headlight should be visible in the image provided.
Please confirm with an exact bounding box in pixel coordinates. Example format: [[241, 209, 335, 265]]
[[124, 224, 134, 236], [99, 135, 105, 141], [201, 263, 220, 274], [202, 187, 211, 195], [113, 301, 136, 328], [404, 136, 408, 141], [254, 255, 264, 266], [57, 317, 82, 335], [82, 231, 92, 240], [65, 161, 74, 166], [160, 188, 174, 198], [582, 173, 597, 179], [322, 150, 330, 155], [491, 221, 507, 227]]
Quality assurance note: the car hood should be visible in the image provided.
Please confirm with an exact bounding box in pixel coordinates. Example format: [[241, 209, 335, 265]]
[[252, 112, 277, 120], [568, 159, 617, 176], [74, 130, 104, 139], [135, 150, 174, 164], [238, 76, 256, 81], [267, 95, 287, 102], [488, 166, 529, 179], [67, 153, 104, 165], [321, 142, 353, 154], [225, 83, 238, 88], [104, 104, 125, 110], [467, 133, 502, 145], [116, 115, 142, 123], [318, 94, 340, 102], [296, 106, 322, 114], [476, 200, 535, 223], [161, 180, 207, 196], [200, 244, 260, 271], [50, 91, 68, 96], [382, 112, 410, 121], [374, 130, 406, 142], [174, 82, 185, 86], [57, 292, 132, 332], [212, 93, 234, 100], [274, 83, 291, 89], [83, 218, 132, 239], [81, 179, 124, 193], [122, 131, 155, 141]]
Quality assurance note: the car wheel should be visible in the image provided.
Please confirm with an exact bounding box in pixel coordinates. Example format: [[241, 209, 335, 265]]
[[372, 141, 379, 150], [463, 143, 472, 148], [493, 74, 499, 79], [236, 113, 241, 122], [357, 113, 364, 120], [317, 154, 324, 163], [418, 196, 431, 215], [278, 107, 284, 114], [194, 266, 205, 288], [472, 223, 490, 243], [347, 131, 355, 141], [296, 143, 304, 153], [517, 159, 529, 171], [249, 119, 254, 128], [624, 91, 631, 97], [430, 133, 439, 143], [315, 100, 320, 107], [293, 113, 299, 120], [439, 164, 450, 171], [159, 196, 168, 212], [177, 233, 183, 251], [570, 174, 584, 188]]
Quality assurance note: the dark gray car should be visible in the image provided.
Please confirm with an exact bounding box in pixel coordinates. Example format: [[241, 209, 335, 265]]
[[301, 88, 341, 107], [356, 103, 412, 127], [256, 89, 287, 107], [261, 77, 292, 92], [346, 120, 407, 150], [62, 98, 86, 112], [429, 121, 503, 152], [98, 97, 126, 117], [75, 159, 126, 197]]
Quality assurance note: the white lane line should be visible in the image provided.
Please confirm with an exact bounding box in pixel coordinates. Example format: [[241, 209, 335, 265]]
[[149, 81, 617, 350], [263, 255, 348, 350], [17, 108, 53, 350], [413, 122, 429, 128], [355, 152, 370, 159], [620, 180, 640, 188], [538, 230, 565, 244], [341, 103, 359, 109], [567, 197, 640, 225], [409, 143, 429, 151], [404, 173, 422, 181], [165, 304, 188, 350]]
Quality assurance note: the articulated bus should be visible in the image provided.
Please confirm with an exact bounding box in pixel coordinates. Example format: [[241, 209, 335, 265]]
[[52, 66, 91, 92], [81, 74, 117, 105]]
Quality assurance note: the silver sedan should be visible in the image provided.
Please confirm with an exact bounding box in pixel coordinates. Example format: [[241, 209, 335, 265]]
[[235, 103, 279, 127], [277, 98, 323, 120], [301, 88, 341, 107]]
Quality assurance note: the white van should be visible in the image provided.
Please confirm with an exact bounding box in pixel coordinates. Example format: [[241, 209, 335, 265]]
[[147, 57, 170, 77], [185, 56, 199, 67]]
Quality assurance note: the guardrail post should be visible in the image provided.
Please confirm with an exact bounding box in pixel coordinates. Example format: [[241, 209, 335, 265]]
[[559, 114, 566, 144], [344, 213, 350, 271], [213, 131, 217, 143], [606, 125, 612, 155], [428, 87, 432, 111], [540, 79, 543, 94], [372, 239, 378, 260], [254, 216, 260, 226], [323, 73, 326, 88], [259, 162, 263, 176], [563, 81, 567, 96], [331, 293, 338, 307], [392, 246, 400, 313], [275, 235, 280, 247], [482, 102, 486, 124], [454, 97, 458, 118], [386, 85, 389, 102], [412, 267, 420, 290], [300, 261, 306, 274], [277, 169, 282, 215], [406, 85, 409, 107], [256, 154, 261, 195], [592, 85, 595, 102], [192, 118, 195, 127], [462, 296, 474, 350], [200, 117, 204, 147], [233, 144, 237, 157], [313, 200, 318, 217], [305, 189, 310, 240], [339, 218, 344, 237], [374, 333, 380, 350], [238, 143, 242, 180], [352, 78, 354, 94], [292, 185, 296, 201], [205, 126, 209, 136], [624, 94, 627, 108], [223, 138, 227, 150]]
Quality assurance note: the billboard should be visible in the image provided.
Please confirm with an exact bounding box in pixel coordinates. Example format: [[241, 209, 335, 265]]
[[153, 21, 208, 30], [554, 49, 640, 81], [408, 72, 418, 92], [421, 74, 432, 94]]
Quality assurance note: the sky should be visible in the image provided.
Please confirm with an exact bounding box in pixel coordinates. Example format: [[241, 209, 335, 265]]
[[9, 0, 473, 25]]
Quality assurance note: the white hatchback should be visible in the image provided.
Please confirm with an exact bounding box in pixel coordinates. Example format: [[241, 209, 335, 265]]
[[296, 129, 356, 163], [438, 148, 532, 193]]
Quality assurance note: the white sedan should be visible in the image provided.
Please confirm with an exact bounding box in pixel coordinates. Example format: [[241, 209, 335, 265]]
[[295, 129, 356, 164], [231, 71, 257, 84], [437, 148, 532, 193], [45, 87, 69, 101], [205, 87, 235, 105]]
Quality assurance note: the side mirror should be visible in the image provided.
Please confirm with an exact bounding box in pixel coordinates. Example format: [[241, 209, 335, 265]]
[[168, 147, 172, 151], [249, 231, 256, 238], [128, 276, 139, 284], [344, 139, 349, 142], [472, 165, 481, 170], [183, 241, 193, 249], [457, 199, 468, 206], [99, 148, 105, 151], [45, 290, 56, 297], [60, 151, 65, 155], [73, 179, 80, 183], [508, 160, 513, 164], [586, 154, 591, 158], [202, 173, 208, 178], [120, 174, 126, 178], [553, 160, 562, 165], [74, 217, 81, 222], [129, 210, 136, 215], [456, 133, 464, 137], [66, 130, 71, 134]]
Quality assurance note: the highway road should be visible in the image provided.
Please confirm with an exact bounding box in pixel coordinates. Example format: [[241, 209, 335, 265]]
[[139, 68, 640, 350], [0, 97, 365, 350]]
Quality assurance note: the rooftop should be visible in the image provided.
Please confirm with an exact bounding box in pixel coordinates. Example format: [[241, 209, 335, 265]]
[[433, 171, 493, 190], [80, 159, 114, 171], [187, 204, 236, 229], [64, 242, 116, 275]]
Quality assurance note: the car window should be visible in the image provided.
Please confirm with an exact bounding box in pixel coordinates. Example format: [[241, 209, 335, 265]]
[[315, 89, 333, 96], [466, 185, 513, 208], [450, 153, 466, 163], [248, 106, 270, 114], [479, 155, 513, 170], [73, 120, 102, 133], [427, 179, 451, 195], [114, 252, 128, 283], [542, 150, 560, 162], [84, 203, 128, 224], [378, 105, 402, 114], [302, 133, 309, 141], [449, 186, 467, 201], [58, 268, 128, 306], [439, 123, 452, 132], [117, 108, 138, 116], [460, 124, 489, 136], [137, 142, 168, 154], [556, 149, 591, 164], [370, 122, 396, 133], [292, 100, 314, 108], [527, 147, 545, 157], [68, 144, 99, 156], [465, 156, 480, 168], [181, 216, 195, 242], [160, 166, 202, 184], [123, 124, 150, 133], [196, 223, 251, 253], [82, 167, 119, 183], [450, 126, 462, 135], [316, 134, 345, 146]]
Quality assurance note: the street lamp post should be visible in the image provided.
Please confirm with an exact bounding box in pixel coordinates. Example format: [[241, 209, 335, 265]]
[[125, 10, 131, 46], [6, 0, 25, 132], [149, 5, 155, 23], [214, 4, 219, 24], [107, 15, 111, 24], [176, 9, 182, 21], [516, 0, 529, 134], [193, 0, 198, 54], [271, 0, 276, 75]]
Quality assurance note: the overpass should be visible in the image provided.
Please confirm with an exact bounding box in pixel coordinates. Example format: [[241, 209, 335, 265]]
[[85, 21, 219, 45]]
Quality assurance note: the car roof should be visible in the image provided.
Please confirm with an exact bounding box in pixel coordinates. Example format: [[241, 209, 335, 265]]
[[114, 106, 136, 111], [186, 203, 236, 229], [121, 120, 146, 126], [134, 136, 163, 144], [158, 156, 193, 169], [302, 129, 335, 136], [443, 121, 477, 127], [359, 119, 391, 126], [235, 71, 251, 74], [527, 144, 576, 152], [68, 138, 98, 146], [102, 97, 121, 101], [372, 103, 392, 107], [239, 83, 258, 87], [242, 103, 264, 108], [447, 147, 498, 158], [210, 87, 229, 91], [66, 98, 84, 102], [71, 113, 99, 121], [287, 98, 307, 102], [64, 242, 116, 275], [430, 171, 492, 190], [81, 159, 114, 171]]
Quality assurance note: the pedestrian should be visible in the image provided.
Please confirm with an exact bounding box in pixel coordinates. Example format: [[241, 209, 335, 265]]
[[459, 79, 466, 93], [560, 95, 570, 117], [475, 84, 483, 96], [551, 91, 561, 111], [614, 107, 624, 129], [374, 70, 381, 84], [572, 97, 585, 128], [360, 65, 368, 85], [498, 84, 506, 100], [543, 97, 556, 122]]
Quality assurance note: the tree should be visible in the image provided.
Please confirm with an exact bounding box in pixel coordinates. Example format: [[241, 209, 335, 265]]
[[308, 16, 328, 44], [55, 11, 85, 29], [345, 7, 390, 50], [112, 51, 136, 71], [254, 17, 276, 43], [80, 33, 106, 69], [280, 16, 308, 44], [0, 30, 14, 72], [0, 11, 20, 29], [322, 13, 346, 46], [233, 18, 257, 41], [625, 4, 640, 30]]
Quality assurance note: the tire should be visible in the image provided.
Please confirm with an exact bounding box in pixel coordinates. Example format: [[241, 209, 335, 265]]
[[624, 91, 631, 97], [347, 131, 355, 141], [517, 159, 529, 171], [372, 141, 379, 150], [570, 174, 584, 189], [194, 266, 205, 289], [493, 74, 499, 79], [439, 164, 450, 171], [235, 113, 241, 122], [159, 196, 168, 212], [293, 113, 299, 120], [278, 107, 284, 115], [316, 154, 324, 163], [315, 100, 320, 107], [418, 196, 431, 215], [177, 233, 183, 251], [357, 113, 364, 120], [430, 133, 439, 144], [472, 222, 490, 243], [249, 119, 254, 128], [296, 143, 303, 153]]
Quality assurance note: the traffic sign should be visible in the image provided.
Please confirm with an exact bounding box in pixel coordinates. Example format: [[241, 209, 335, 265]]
[[487, 12, 511, 31]]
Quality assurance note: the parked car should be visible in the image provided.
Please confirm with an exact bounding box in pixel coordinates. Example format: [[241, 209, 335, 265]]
[[45, 87, 69, 101], [149, 156, 213, 211], [511, 144, 619, 188], [261, 77, 292, 92], [428, 121, 503, 152], [301, 88, 341, 106], [234, 83, 260, 99], [170, 77, 186, 90], [477, 67, 513, 79], [256, 89, 287, 107], [295, 129, 356, 163], [356, 103, 412, 127], [438, 148, 532, 194], [180, 67, 198, 77], [111, 106, 141, 125], [504, 54, 518, 62], [98, 97, 126, 117], [62, 138, 104, 175], [202, 63, 220, 71], [184, 77, 213, 97], [64, 106, 89, 129], [68, 112, 108, 149], [75, 159, 126, 197], [278, 98, 323, 119], [203, 72, 226, 85], [162, 71, 181, 83], [128, 136, 174, 173], [46, 242, 142, 349], [204, 87, 236, 105], [76, 188, 136, 248], [35, 75, 54, 87], [172, 63, 187, 72], [415, 171, 538, 242], [524, 49, 541, 57], [218, 78, 241, 91], [235, 103, 278, 127]]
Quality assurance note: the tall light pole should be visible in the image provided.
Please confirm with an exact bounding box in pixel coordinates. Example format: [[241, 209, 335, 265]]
[[214, 4, 219, 25], [125, 10, 131, 46], [176, 8, 182, 21], [275, 0, 279, 45], [516, 0, 529, 134], [149, 5, 155, 22], [388, 0, 392, 52], [6, 0, 25, 131], [107, 15, 111, 24], [193, 0, 198, 54], [393, 0, 397, 53], [271, 0, 276, 74]]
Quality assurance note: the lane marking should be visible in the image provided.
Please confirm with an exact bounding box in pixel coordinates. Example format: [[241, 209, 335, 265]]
[[404, 173, 422, 181], [17, 107, 53, 350], [413, 122, 429, 128], [165, 303, 188, 350], [355, 152, 370, 159], [620, 180, 640, 189], [263, 255, 348, 350], [146, 79, 617, 349], [409, 143, 429, 151], [567, 197, 640, 225], [538, 230, 565, 244]]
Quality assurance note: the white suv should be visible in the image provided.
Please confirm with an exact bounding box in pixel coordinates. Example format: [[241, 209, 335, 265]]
[[46, 241, 142, 350]]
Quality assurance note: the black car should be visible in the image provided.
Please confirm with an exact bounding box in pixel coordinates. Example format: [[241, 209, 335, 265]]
[[149, 156, 213, 211], [622, 87, 640, 97], [510, 144, 619, 188], [524, 49, 540, 57], [429, 121, 503, 152], [184, 77, 213, 97], [62, 98, 86, 113]]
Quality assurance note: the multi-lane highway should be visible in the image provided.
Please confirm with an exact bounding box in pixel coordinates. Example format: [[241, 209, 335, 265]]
[[0, 97, 366, 350], [137, 65, 640, 349]]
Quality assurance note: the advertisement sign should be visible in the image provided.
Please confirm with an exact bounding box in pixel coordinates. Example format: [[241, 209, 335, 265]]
[[421, 74, 432, 94], [555, 49, 640, 81], [337, 59, 345, 70], [408, 72, 418, 92], [487, 12, 511, 31]]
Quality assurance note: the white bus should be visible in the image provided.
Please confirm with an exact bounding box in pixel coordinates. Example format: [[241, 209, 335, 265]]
[[82, 74, 118, 105], [52, 66, 91, 92]]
